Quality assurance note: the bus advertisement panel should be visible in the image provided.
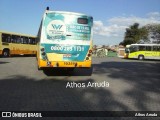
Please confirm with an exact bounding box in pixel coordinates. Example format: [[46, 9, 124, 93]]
[[37, 10, 93, 69]]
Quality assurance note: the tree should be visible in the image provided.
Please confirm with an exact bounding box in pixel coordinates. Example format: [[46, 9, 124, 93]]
[[120, 23, 149, 46], [143, 24, 160, 44]]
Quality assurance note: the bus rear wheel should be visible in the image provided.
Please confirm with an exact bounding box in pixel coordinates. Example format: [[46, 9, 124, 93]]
[[2, 49, 10, 57], [138, 55, 144, 60]]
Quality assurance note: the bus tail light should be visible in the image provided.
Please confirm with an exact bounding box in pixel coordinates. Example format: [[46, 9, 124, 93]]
[[88, 54, 91, 57], [41, 48, 45, 51], [89, 50, 92, 53], [86, 57, 89, 60], [86, 49, 92, 60]]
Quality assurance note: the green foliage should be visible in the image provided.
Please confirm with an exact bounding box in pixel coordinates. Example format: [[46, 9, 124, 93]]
[[120, 23, 149, 46], [144, 24, 160, 43]]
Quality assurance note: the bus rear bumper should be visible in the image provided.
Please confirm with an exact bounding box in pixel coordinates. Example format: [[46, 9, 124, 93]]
[[38, 60, 92, 68]]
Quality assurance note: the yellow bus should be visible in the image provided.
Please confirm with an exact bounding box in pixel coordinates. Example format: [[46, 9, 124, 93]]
[[37, 8, 93, 70], [0, 31, 37, 57], [124, 44, 160, 60]]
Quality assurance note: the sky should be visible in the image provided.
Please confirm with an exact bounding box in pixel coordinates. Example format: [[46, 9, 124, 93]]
[[0, 0, 160, 45]]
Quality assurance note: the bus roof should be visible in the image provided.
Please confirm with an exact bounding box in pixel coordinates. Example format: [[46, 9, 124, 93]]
[[131, 44, 160, 46], [0, 30, 37, 38], [45, 10, 93, 18]]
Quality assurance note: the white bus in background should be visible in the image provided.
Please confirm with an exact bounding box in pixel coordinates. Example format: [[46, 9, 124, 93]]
[[124, 44, 160, 60]]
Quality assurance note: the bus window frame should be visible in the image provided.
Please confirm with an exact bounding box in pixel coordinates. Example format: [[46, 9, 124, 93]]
[[139, 46, 146, 51], [153, 46, 157, 51], [157, 46, 160, 51], [2, 33, 11, 43], [129, 45, 138, 53], [146, 46, 152, 51]]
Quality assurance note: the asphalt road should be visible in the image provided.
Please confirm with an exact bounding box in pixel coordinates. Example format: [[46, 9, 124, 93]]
[[0, 56, 160, 118]]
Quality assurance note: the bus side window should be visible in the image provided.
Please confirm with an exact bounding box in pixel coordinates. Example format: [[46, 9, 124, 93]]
[[12, 35, 20, 43], [129, 46, 138, 53], [17, 36, 21, 43], [28, 37, 36, 44], [157, 46, 160, 51], [32, 38, 36, 44], [11, 35, 16, 43], [21, 36, 28, 44], [146, 46, 151, 51], [2, 34, 6, 42], [23, 37, 29, 44], [153, 46, 157, 51], [2, 33, 11, 43], [6, 35, 11, 43], [28, 38, 31, 44], [139, 46, 145, 51], [21, 37, 24, 44]]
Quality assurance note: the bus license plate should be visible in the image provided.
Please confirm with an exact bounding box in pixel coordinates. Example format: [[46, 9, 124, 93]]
[[64, 62, 76, 66]]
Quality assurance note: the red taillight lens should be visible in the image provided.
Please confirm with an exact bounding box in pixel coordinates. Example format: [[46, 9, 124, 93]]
[[41, 48, 45, 51], [89, 50, 92, 53]]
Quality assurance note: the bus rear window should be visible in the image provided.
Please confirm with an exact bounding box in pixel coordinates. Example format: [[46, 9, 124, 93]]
[[77, 18, 88, 24]]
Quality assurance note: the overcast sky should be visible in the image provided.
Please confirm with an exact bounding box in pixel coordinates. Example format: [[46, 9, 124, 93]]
[[0, 0, 160, 45]]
